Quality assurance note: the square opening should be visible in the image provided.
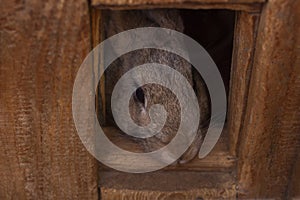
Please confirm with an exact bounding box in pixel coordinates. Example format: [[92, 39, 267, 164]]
[[90, 2, 261, 197], [91, 5, 254, 197], [96, 9, 235, 170]]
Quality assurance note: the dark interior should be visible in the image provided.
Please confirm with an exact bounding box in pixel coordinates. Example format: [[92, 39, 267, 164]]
[[99, 9, 235, 126], [180, 9, 235, 94]]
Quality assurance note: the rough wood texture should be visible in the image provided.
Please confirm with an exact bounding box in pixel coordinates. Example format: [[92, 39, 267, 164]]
[[0, 0, 98, 199], [237, 0, 300, 198], [92, 8, 106, 125], [228, 11, 260, 156], [100, 127, 235, 171], [91, 0, 265, 5], [92, 0, 262, 12], [287, 154, 300, 199], [92, 0, 265, 3], [99, 171, 236, 199]]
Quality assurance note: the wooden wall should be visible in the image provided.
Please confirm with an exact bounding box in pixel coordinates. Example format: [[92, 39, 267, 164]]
[[0, 1, 98, 199], [288, 154, 300, 199], [0, 0, 299, 199], [237, 0, 300, 198]]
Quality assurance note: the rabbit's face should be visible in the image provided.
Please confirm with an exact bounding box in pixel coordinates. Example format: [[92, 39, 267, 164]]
[[129, 87, 150, 127], [104, 9, 210, 163], [129, 83, 181, 145]]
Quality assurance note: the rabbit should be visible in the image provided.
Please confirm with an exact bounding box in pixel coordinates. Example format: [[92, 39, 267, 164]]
[[102, 9, 210, 164]]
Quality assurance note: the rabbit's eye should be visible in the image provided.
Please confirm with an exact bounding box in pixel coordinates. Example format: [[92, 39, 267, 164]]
[[134, 87, 145, 105]]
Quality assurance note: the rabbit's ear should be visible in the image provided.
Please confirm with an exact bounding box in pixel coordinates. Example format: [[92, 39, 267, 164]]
[[134, 87, 147, 108]]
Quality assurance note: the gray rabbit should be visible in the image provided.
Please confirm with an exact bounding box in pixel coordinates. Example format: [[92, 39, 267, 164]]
[[103, 9, 210, 164]]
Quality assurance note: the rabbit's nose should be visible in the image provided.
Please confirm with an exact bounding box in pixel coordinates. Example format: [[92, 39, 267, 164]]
[[137, 109, 151, 127]]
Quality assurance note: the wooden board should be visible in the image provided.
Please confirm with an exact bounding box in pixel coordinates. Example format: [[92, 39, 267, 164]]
[[99, 171, 236, 199], [91, 8, 106, 125], [0, 0, 98, 199], [92, 0, 266, 3], [100, 126, 235, 171], [287, 154, 300, 199], [237, 0, 300, 198], [228, 11, 260, 156], [91, 0, 263, 12]]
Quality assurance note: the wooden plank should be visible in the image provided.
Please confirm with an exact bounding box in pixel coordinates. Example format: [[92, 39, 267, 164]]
[[99, 171, 236, 199], [287, 154, 300, 199], [91, 0, 265, 6], [91, 9, 106, 125], [228, 11, 260, 156], [237, 0, 300, 198], [100, 127, 235, 171], [92, 1, 262, 12], [0, 0, 98, 199]]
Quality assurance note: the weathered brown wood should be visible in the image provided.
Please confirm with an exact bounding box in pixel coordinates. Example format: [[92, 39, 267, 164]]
[[100, 126, 235, 171], [228, 11, 260, 156], [237, 0, 300, 198], [287, 154, 300, 199], [91, 0, 265, 6], [99, 171, 236, 199], [92, 9, 106, 125], [92, 0, 265, 3], [0, 0, 98, 199], [92, 1, 262, 12]]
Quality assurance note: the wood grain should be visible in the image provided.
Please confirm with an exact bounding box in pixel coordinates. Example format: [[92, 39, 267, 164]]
[[91, 0, 265, 6], [91, 0, 263, 12], [237, 0, 300, 198], [287, 154, 300, 199], [99, 171, 236, 199], [0, 0, 98, 199], [92, 0, 265, 3], [92, 8, 106, 125], [100, 126, 235, 171], [228, 11, 260, 156]]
